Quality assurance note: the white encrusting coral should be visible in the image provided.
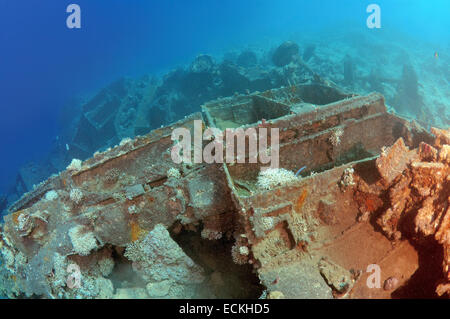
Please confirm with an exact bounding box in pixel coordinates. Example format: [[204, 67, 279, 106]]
[[261, 216, 275, 231], [97, 256, 115, 277], [256, 168, 299, 190], [0, 246, 15, 270], [67, 158, 83, 171], [119, 137, 132, 146], [128, 205, 138, 214], [239, 246, 249, 256], [70, 188, 84, 204], [45, 190, 59, 201], [340, 167, 356, 188], [167, 167, 181, 179], [201, 228, 222, 240], [69, 225, 98, 256], [329, 128, 344, 147]]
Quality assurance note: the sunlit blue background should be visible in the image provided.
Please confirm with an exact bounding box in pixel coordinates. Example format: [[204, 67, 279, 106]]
[[0, 0, 449, 193]]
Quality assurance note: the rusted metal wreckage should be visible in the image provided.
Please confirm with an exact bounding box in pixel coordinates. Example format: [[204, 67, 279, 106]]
[[0, 83, 449, 299]]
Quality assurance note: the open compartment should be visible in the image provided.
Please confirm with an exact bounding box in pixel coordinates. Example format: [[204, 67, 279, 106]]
[[258, 84, 352, 108], [202, 94, 290, 130], [224, 108, 428, 198]]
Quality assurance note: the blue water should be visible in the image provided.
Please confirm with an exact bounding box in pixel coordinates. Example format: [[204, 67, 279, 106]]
[[0, 0, 448, 198]]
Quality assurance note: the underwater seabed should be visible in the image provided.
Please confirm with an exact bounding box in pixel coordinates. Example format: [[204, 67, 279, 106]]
[[0, 81, 449, 299]]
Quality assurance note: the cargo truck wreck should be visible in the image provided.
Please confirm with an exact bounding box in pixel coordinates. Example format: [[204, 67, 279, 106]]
[[0, 83, 449, 299]]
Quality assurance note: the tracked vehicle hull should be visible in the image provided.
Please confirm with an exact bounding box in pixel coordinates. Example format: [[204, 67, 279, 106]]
[[1, 84, 448, 299]]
